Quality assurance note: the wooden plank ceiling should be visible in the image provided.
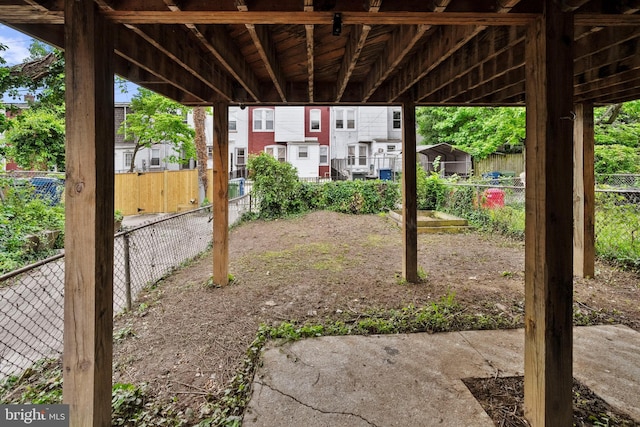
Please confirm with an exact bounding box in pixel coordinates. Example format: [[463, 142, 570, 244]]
[[1, 0, 639, 106]]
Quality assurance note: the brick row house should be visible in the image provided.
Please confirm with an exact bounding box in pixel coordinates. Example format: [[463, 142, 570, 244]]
[[110, 105, 403, 180]]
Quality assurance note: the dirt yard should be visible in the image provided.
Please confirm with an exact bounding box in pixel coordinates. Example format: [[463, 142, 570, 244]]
[[112, 210, 640, 419]]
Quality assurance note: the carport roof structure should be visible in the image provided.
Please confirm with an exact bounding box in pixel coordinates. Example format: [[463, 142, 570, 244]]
[[1, 0, 639, 106], [0, 1, 635, 426]]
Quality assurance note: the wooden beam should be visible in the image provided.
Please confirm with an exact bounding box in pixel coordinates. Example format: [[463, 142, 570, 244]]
[[335, 24, 370, 102], [101, 11, 539, 26], [244, 22, 287, 101], [127, 24, 234, 101], [573, 103, 595, 278], [62, 0, 114, 425], [523, 3, 574, 426], [212, 101, 230, 286], [402, 102, 418, 283], [363, 24, 430, 101], [305, 24, 314, 103]]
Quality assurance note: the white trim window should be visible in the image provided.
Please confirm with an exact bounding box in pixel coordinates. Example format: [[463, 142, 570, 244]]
[[236, 147, 246, 166], [392, 110, 402, 129], [150, 148, 161, 167], [124, 152, 133, 170], [298, 146, 308, 159], [335, 108, 355, 130], [207, 146, 213, 158], [229, 112, 237, 132], [265, 145, 286, 162], [347, 144, 367, 166], [310, 108, 321, 132], [253, 108, 274, 131], [319, 146, 329, 166]]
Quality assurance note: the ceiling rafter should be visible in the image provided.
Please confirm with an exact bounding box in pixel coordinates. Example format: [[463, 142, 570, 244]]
[[305, 0, 314, 102], [388, 0, 521, 102], [237, 1, 287, 102], [126, 24, 233, 101], [161, 0, 261, 102], [334, 0, 381, 102], [115, 28, 215, 103]]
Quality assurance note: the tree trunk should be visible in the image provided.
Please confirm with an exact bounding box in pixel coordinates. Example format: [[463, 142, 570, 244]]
[[194, 107, 209, 197], [128, 141, 142, 173]]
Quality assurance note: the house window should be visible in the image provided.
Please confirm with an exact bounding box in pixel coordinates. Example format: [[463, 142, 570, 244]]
[[298, 146, 308, 159], [124, 152, 133, 170], [319, 146, 328, 165], [229, 118, 237, 131], [236, 148, 246, 166], [265, 145, 286, 162], [151, 148, 161, 167], [207, 146, 213, 158], [387, 145, 396, 152], [253, 108, 274, 131], [335, 108, 355, 130], [393, 110, 402, 129], [347, 144, 367, 166], [310, 109, 321, 132]]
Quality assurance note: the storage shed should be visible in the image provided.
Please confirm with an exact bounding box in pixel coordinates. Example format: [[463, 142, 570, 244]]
[[417, 143, 472, 177]]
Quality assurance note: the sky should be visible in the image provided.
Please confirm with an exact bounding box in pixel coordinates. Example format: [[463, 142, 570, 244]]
[[0, 24, 135, 103]]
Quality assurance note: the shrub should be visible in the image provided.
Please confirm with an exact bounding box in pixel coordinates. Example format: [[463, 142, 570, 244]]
[[321, 180, 399, 214], [417, 165, 446, 210], [0, 179, 65, 274], [247, 153, 303, 219]]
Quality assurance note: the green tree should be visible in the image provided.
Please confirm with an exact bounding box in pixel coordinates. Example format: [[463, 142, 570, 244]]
[[2, 106, 65, 171], [416, 106, 525, 159], [594, 101, 640, 148], [118, 88, 195, 172]]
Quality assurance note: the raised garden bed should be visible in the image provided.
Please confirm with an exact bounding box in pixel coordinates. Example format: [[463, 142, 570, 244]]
[[388, 209, 470, 233]]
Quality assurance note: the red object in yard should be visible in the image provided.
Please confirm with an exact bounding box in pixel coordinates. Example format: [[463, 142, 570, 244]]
[[483, 188, 505, 208]]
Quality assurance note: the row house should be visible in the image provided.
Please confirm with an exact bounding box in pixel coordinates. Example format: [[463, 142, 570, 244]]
[[114, 104, 403, 181]]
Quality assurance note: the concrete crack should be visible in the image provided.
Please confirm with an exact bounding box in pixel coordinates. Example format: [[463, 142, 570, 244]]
[[256, 381, 380, 427]]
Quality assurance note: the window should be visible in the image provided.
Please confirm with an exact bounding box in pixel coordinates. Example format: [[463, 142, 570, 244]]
[[347, 144, 367, 166], [236, 148, 246, 165], [253, 109, 274, 131], [310, 109, 321, 132], [207, 146, 213, 158], [265, 145, 286, 162], [229, 118, 237, 131], [319, 146, 328, 165], [387, 145, 396, 152], [124, 152, 133, 170], [335, 108, 355, 130], [393, 110, 402, 129], [298, 146, 308, 159], [151, 148, 161, 167]]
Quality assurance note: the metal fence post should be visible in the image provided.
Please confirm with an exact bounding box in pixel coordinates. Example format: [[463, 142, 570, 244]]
[[123, 232, 132, 311]]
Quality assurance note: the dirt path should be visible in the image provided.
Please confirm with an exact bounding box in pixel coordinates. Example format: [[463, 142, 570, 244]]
[[113, 210, 640, 413]]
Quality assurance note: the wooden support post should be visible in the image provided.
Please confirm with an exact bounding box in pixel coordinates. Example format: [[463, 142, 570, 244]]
[[402, 102, 418, 283], [524, 2, 574, 426], [573, 103, 595, 278], [212, 102, 229, 286], [63, 1, 115, 425]]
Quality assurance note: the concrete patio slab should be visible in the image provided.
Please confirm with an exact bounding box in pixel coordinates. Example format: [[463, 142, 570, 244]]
[[244, 325, 640, 426]]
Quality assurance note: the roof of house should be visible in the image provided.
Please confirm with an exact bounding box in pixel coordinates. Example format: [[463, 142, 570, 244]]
[[1, 1, 638, 106]]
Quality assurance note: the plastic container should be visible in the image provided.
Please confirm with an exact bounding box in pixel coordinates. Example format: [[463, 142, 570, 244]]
[[378, 168, 393, 181], [483, 188, 505, 208]]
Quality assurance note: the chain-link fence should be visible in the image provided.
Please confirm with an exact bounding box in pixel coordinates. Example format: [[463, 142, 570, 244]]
[[0, 194, 253, 379], [443, 179, 639, 270], [0, 171, 65, 206]]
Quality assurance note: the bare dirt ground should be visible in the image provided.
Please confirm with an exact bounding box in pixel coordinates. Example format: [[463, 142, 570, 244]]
[[112, 210, 640, 422]]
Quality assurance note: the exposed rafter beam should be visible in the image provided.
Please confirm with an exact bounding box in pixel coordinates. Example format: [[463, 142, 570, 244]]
[[334, 0, 381, 102], [335, 24, 370, 102], [127, 24, 233, 101], [362, 24, 431, 101], [388, 0, 521, 102], [237, 2, 287, 102], [304, 0, 314, 102], [115, 28, 215, 103], [161, 0, 260, 102], [99, 11, 543, 26]]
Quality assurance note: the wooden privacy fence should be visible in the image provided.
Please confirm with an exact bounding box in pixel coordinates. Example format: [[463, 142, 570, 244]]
[[473, 152, 525, 177], [115, 169, 201, 215]]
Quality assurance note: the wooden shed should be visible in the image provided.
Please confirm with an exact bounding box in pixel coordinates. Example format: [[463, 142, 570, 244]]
[[0, 1, 636, 425]]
